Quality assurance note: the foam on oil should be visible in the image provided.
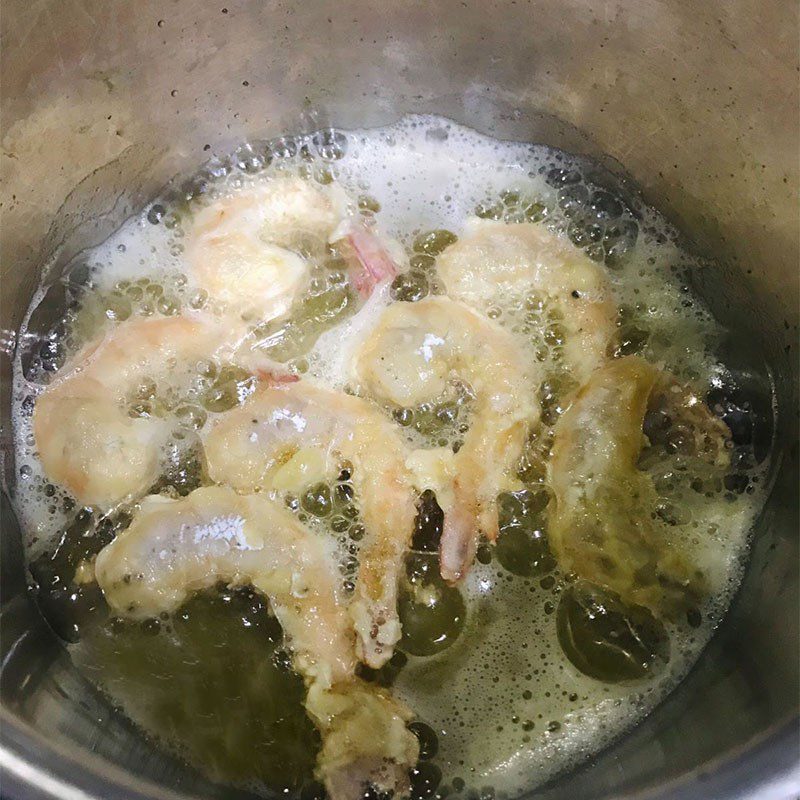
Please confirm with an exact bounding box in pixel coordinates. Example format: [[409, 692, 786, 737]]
[[10, 116, 770, 797]]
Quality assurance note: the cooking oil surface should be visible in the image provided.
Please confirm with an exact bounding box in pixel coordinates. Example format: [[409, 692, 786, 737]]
[[11, 116, 772, 798], [74, 589, 320, 791]]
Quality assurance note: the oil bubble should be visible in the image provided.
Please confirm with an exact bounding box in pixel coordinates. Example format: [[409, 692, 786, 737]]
[[557, 581, 670, 682], [400, 553, 466, 657]]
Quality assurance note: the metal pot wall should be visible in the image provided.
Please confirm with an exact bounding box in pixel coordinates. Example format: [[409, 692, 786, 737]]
[[1, 2, 798, 799]]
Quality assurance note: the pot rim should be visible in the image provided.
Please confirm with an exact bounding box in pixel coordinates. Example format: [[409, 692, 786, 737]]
[[1, 705, 797, 800]]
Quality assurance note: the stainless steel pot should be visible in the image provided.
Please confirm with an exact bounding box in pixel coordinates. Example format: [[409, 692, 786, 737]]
[[1, 2, 798, 798]]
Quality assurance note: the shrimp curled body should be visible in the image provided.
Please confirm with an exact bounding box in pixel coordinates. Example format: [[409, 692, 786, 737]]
[[437, 218, 616, 385], [33, 315, 236, 509], [187, 176, 350, 320], [354, 296, 539, 583], [201, 380, 418, 669], [94, 486, 418, 800]]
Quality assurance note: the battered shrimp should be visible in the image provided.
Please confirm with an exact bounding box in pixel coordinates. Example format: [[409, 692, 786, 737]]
[[437, 218, 616, 384], [186, 176, 349, 319], [187, 175, 400, 321], [549, 356, 730, 618], [354, 296, 539, 583], [33, 315, 238, 508], [94, 486, 418, 800], [201, 380, 417, 669]]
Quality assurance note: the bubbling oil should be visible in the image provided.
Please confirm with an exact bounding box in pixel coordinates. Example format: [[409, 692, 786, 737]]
[[10, 116, 773, 799]]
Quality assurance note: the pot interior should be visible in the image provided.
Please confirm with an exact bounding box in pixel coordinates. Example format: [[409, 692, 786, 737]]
[[1, 2, 797, 799]]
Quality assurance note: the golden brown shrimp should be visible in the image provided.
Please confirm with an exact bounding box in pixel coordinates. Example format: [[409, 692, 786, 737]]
[[354, 296, 539, 583], [437, 218, 616, 384], [93, 486, 418, 800], [201, 380, 417, 669], [32, 315, 239, 509], [549, 356, 730, 618]]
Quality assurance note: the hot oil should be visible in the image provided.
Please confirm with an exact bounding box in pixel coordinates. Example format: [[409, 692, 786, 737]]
[[71, 589, 320, 792], [10, 116, 773, 798]]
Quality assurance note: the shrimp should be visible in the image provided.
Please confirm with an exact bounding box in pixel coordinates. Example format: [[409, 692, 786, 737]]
[[549, 356, 730, 619], [93, 486, 418, 800], [354, 296, 539, 583], [309, 680, 417, 800], [201, 380, 417, 669], [186, 175, 350, 320], [437, 218, 616, 385], [35, 180, 353, 498], [32, 315, 239, 509], [187, 176, 400, 321]]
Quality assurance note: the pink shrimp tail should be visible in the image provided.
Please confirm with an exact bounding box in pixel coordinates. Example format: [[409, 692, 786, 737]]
[[344, 225, 398, 298], [439, 499, 479, 584], [439, 479, 501, 582], [256, 370, 300, 385]]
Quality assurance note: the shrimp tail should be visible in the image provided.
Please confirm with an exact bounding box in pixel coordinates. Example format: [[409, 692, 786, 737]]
[[255, 369, 300, 384], [439, 489, 480, 583], [233, 333, 301, 384], [341, 224, 398, 298], [308, 681, 418, 800]]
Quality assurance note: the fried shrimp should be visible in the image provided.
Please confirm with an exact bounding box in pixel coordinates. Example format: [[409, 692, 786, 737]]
[[93, 486, 418, 800], [201, 380, 417, 669], [354, 296, 538, 582], [437, 218, 616, 384], [549, 356, 730, 618], [186, 175, 350, 319], [187, 175, 401, 322], [32, 315, 238, 509]]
